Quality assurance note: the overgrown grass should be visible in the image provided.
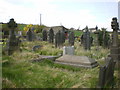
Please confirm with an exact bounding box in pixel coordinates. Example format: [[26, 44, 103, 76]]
[[2, 57, 99, 88], [2, 40, 118, 88]]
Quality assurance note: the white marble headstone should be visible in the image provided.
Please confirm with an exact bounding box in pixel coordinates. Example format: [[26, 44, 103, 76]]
[[63, 46, 74, 55]]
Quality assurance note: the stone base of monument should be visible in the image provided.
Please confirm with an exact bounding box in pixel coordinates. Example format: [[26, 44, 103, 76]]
[[55, 55, 98, 68], [110, 46, 120, 61]]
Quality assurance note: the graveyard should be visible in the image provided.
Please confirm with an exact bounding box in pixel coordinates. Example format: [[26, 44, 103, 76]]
[[1, 18, 120, 88]]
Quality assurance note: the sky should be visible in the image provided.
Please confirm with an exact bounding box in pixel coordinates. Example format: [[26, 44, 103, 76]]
[[0, 0, 119, 31]]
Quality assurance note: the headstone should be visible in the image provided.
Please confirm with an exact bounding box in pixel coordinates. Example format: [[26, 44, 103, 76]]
[[102, 29, 110, 48], [26, 28, 34, 41], [110, 17, 120, 61], [68, 32, 75, 46], [83, 26, 91, 50], [55, 30, 61, 48], [48, 28, 54, 43], [63, 46, 74, 55], [97, 57, 115, 88], [55, 55, 98, 68], [42, 30, 47, 41], [60, 30, 65, 44], [6, 18, 18, 55]]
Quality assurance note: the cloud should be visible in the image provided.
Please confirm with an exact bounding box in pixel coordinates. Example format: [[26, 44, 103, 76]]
[[0, 0, 118, 31]]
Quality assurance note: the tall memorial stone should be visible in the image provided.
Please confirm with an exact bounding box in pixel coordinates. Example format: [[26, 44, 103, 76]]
[[97, 17, 120, 88], [6, 18, 18, 55], [83, 26, 91, 50], [60, 30, 65, 44], [48, 28, 54, 43], [55, 30, 60, 48], [26, 28, 34, 41], [110, 17, 120, 61], [68, 32, 75, 46], [42, 30, 47, 41]]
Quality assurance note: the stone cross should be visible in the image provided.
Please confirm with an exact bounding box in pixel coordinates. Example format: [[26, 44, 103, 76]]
[[110, 17, 120, 61], [48, 28, 54, 43], [83, 26, 91, 50], [7, 18, 18, 55]]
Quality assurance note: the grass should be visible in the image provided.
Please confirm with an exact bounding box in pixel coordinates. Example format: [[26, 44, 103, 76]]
[[2, 40, 118, 88]]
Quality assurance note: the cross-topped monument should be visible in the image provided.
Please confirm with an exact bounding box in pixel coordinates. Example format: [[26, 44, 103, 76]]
[[110, 17, 120, 61], [7, 18, 18, 55]]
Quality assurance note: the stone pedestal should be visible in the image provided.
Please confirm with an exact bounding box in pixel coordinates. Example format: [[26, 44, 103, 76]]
[[55, 55, 98, 68], [110, 46, 120, 61]]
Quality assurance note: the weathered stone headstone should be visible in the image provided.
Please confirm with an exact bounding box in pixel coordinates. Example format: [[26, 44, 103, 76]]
[[48, 28, 54, 43], [26, 28, 34, 41], [6, 18, 18, 55], [42, 30, 47, 41], [55, 30, 60, 48], [83, 26, 91, 50], [60, 30, 65, 44], [68, 32, 75, 46], [110, 17, 120, 61], [97, 57, 115, 88], [55, 55, 98, 68], [63, 46, 74, 55]]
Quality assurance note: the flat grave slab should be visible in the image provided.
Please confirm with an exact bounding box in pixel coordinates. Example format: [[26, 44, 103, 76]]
[[55, 55, 98, 68]]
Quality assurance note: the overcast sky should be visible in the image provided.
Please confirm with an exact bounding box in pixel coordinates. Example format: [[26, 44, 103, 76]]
[[0, 0, 119, 30]]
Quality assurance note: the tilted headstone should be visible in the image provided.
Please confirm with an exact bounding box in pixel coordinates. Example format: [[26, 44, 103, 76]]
[[6, 18, 18, 55], [97, 57, 115, 88], [63, 46, 74, 55], [83, 26, 91, 50], [68, 31, 75, 46], [42, 30, 47, 41], [48, 28, 54, 43]]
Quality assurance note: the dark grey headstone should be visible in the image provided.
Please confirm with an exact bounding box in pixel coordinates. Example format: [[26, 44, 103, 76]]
[[6, 18, 18, 55], [68, 32, 75, 46], [42, 30, 47, 41], [48, 28, 54, 43], [82, 26, 91, 50], [97, 57, 115, 88]]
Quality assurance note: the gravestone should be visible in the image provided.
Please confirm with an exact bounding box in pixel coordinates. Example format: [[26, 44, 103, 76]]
[[110, 17, 120, 61], [102, 29, 110, 48], [55, 55, 98, 68], [68, 32, 75, 46], [60, 30, 65, 44], [48, 28, 54, 43], [42, 30, 47, 41], [97, 57, 115, 88], [83, 26, 91, 50], [6, 18, 18, 55], [63, 46, 74, 55], [55, 30, 61, 48], [26, 28, 34, 41]]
